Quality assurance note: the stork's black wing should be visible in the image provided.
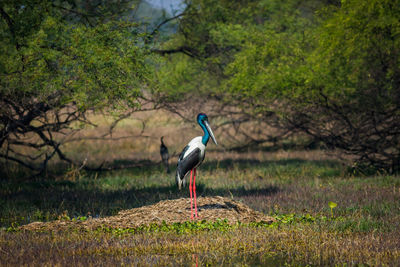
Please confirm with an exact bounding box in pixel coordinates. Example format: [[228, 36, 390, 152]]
[[176, 147, 201, 189], [177, 147, 201, 178]]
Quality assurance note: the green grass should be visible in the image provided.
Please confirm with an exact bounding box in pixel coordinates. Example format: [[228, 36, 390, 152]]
[[1, 153, 400, 265]]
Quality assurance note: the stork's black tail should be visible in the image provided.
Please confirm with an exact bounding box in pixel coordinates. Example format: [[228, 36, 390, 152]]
[[175, 166, 186, 190]]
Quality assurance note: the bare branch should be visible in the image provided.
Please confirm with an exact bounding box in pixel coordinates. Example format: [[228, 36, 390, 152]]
[[151, 46, 198, 58], [150, 12, 186, 37]]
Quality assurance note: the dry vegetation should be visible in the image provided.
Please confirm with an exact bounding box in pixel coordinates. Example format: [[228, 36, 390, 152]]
[[2, 224, 400, 266], [20, 196, 274, 231]]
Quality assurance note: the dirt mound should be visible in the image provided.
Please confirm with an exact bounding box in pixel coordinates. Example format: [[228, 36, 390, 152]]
[[21, 196, 274, 231]]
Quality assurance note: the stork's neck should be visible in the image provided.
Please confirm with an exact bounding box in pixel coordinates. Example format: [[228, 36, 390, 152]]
[[199, 122, 209, 145]]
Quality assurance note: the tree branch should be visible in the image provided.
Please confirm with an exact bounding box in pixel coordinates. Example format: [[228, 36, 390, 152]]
[[151, 46, 198, 58], [150, 12, 186, 37]]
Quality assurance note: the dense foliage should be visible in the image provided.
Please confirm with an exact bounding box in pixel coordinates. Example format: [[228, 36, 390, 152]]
[[0, 0, 149, 173], [295, 0, 400, 172]]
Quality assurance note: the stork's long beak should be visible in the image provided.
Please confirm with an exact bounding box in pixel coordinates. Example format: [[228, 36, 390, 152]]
[[204, 120, 218, 145]]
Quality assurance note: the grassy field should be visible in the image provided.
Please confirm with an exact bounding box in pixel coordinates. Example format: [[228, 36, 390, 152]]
[[1, 149, 400, 266], [1, 112, 400, 266]]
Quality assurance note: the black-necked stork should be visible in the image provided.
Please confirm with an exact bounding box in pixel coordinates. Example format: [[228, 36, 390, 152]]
[[160, 136, 170, 173], [176, 113, 217, 219]]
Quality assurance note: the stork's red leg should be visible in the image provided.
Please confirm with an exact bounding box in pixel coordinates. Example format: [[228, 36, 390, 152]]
[[193, 168, 198, 218], [189, 169, 194, 220]]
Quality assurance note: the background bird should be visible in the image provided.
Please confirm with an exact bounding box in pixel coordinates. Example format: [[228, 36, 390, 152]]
[[160, 136, 170, 173], [175, 113, 217, 219]]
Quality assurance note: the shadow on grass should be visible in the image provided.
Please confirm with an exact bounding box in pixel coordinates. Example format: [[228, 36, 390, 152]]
[[103, 157, 342, 178], [0, 157, 342, 227], [0, 180, 279, 227], [200, 157, 341, 170], [1, 155, 342, 181]]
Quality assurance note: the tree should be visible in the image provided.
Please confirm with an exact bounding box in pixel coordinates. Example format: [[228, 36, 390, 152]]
[[288, 0, 400, 173], [0, 0, 150, 175], [225, 0, 400, 172]]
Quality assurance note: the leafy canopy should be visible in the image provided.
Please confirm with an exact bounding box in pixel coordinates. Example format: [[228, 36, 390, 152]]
[[0, 0, 149, 111]]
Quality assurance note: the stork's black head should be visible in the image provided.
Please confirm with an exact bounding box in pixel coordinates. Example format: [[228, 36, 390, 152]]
[[197, 113, 208, 124]]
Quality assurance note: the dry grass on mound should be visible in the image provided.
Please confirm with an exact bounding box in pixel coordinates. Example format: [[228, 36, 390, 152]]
[[21, 196, 274, 231]]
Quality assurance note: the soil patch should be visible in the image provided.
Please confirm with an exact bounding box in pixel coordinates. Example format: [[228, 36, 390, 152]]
[[21, 196, 274, 231]]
